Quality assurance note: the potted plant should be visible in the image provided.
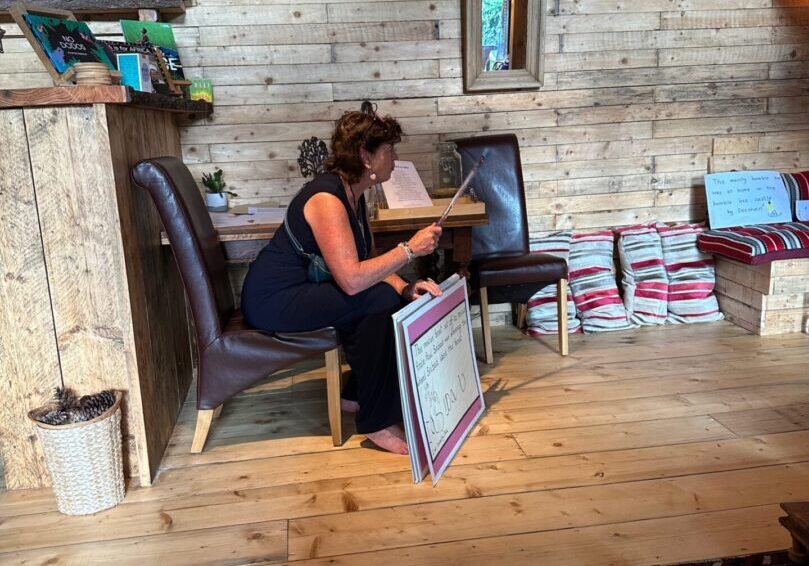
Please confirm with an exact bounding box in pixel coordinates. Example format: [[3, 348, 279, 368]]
[[201, 168, 237, 212]]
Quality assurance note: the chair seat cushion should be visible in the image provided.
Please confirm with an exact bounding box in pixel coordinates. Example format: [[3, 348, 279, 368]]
[[225, 309, 338, 345], [697, 222, 809, 265], [475, 253, 567, 288]]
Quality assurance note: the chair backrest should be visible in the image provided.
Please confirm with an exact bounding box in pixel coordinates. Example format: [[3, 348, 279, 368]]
[[131, 157, 234, 349], [454, 134, 530, 261]]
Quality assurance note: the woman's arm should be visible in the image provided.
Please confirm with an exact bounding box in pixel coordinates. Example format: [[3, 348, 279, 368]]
[[305, 192, 441, 295]]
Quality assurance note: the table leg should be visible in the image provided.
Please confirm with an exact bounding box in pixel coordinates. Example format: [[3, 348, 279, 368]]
[[451, 227, 473, 279]]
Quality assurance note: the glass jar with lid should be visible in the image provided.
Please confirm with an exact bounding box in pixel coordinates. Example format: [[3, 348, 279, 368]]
[[431, 141, 462, 199]]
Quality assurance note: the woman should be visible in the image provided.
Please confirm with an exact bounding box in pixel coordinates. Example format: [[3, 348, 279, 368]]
[[241, 101, 443, 454]]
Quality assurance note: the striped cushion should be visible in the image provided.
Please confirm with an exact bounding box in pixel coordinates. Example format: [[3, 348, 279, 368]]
[[525, 232, 581, 336], [569, 230, 635, 333], [782, 171, 809, 220], [615, 224, 668, 325], [657, 223, 724, 324], [697, 222, 809, 264]]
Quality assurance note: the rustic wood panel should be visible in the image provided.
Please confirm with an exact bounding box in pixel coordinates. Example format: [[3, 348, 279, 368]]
[[3, 0, 809, 299], [0, 109, 61, 490], [715, 258, 809, 335], [104, 105, 192, 486], [24, 106, 144, 480]]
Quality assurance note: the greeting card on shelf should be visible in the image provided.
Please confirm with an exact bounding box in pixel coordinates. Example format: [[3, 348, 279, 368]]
[[120, 20, 185, 83], [101, 40, 174, 95]]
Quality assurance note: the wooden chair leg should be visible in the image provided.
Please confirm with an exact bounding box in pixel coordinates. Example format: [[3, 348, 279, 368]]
[[212, 404, 223, 419], [325, 346, 344, 446], [479, 287, 494, 364], [191, 409, 215, 453], [557, 278, 569, 356], [514, 302, 527, 330]]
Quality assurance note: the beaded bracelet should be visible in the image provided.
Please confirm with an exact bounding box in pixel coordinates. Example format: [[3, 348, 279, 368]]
[[398, 241, 415, 263]]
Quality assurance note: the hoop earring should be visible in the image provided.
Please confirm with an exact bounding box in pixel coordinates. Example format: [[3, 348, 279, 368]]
[[369, 172, 377, 182]]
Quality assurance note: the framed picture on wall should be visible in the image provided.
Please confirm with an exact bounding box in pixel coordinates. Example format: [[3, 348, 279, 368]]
[[9, 2, 115, 85]]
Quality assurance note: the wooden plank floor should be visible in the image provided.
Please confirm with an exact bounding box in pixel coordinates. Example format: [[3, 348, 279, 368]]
[[2, 321, 809, 565]]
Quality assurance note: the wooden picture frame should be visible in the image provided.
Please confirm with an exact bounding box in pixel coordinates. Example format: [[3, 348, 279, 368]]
[[9, 2, 117, 86], [148, 43, 184, 95], [462, 0, 547, 92]]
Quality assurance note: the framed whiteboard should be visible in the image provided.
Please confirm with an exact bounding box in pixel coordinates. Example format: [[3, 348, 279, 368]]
[[393, 275, 485, 485]]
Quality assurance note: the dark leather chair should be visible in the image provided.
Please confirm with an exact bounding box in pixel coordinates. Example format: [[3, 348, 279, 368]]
[[454, 134, 569, 363], [131, 157, 343, 453]]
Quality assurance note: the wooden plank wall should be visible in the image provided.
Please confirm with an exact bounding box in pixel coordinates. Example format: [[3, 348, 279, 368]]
[[3, 1, 809, 237]]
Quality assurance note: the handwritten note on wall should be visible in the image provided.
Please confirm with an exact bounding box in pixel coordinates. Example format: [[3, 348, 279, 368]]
[[704, 170, 792, 229]]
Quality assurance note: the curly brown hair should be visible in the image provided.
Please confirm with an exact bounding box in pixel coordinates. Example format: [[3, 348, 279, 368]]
[[325, 100, 403, 183]]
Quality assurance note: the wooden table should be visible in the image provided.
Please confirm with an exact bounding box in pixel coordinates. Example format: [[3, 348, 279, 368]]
[[192, 201, 488, 278]]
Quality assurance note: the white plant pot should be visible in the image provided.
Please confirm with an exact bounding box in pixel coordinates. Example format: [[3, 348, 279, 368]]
[[205, 192, 229, 212]]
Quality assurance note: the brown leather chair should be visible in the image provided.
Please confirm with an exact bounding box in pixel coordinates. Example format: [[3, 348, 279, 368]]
[[454, 134, 569, 363], [131, 157, 344, 453]]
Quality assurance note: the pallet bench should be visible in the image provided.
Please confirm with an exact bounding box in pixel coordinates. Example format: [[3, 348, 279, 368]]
[[697, 222, 809, 335], [714, 257, 809, 335]]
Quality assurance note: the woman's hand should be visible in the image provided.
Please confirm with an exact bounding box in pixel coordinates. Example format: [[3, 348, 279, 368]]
[[407, 223, 442, 257], [402, 278, 443, 301]]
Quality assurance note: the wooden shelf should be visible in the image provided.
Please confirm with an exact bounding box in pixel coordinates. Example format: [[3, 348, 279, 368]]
[[0, 1, 185, 16], [0, 86, 212, 116]]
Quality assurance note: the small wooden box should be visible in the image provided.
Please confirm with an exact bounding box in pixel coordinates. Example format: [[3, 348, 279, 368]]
[[375, 196, 485, 223]]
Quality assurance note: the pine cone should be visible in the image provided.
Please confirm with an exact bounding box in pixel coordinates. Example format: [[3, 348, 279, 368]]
[[37, 408, 71, 426], [54, 386, 78, 411], [74, 390, 116, 422]]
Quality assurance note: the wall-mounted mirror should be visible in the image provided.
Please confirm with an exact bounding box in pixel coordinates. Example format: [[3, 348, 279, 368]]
[[463, 0, 546, 92]]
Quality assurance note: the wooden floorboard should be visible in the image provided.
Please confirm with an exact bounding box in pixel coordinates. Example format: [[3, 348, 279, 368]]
[[1, 321, 808, 565]]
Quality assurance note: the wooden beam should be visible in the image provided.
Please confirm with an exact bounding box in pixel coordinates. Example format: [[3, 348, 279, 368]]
[[0, 1, 185, 14]]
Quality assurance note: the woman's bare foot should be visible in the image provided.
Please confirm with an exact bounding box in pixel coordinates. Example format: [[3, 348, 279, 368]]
[[340, 398, 360, 413], [366, 425, 409, 455]]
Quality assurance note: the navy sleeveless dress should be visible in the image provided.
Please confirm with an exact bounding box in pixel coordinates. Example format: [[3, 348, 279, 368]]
[[241, 173, 404, 433]]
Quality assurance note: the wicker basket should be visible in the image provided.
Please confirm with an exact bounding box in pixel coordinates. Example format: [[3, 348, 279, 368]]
[[28, 391, 125, 515]]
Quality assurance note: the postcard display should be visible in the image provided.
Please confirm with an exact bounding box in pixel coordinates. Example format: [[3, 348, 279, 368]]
[[393, 275, 485, 484]]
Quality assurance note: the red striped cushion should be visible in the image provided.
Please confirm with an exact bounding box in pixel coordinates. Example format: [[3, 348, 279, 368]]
[[697, 222, 809, 264], [525, 232, 581, 335], [657, 223, 724, 324], [615, 223, 668, 325], [569, 231, 635, 333], [782, 171, 809, 220]]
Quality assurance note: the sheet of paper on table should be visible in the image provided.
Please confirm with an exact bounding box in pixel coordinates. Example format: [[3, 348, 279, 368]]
[[381, 160, 433, 209], [210, 207, 286, 232], [246, 207, 286, 221]]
